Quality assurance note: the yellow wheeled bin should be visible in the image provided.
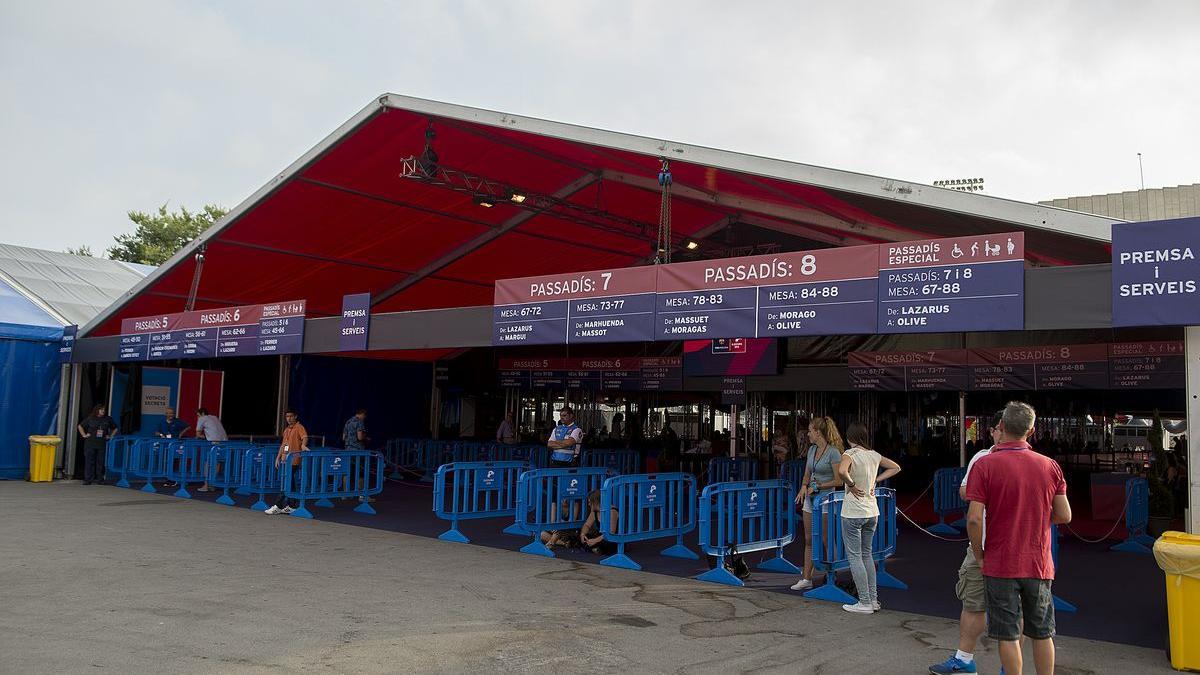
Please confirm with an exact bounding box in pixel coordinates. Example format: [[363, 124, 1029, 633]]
[[1154, 531, 1200, 671], [27, 435, 60, 482]]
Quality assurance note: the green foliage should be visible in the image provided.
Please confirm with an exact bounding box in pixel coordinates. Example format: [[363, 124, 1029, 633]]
[[106, 204, 227, 266], [65, 245, 94, 257]]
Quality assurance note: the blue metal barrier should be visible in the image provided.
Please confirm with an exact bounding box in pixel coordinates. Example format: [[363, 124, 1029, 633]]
[[204, 442, 251, 505], [779, 459, 806, 497], [163, 440, 210, 498], [582, 448, 640, 475], [514, 467, 611, 557], [1110, 477, 1154, 555], [696, 480, 799, 586], [1051, 524, 1077, 612], [503, 444, 549, 468], [707, 457, 758, 485], [432, 461, 528, 542], [598, 472, 698, 570], [106, 435, 150, 488], [282, 450, 384, 519], [128, 439, 170, 492], [384, 438, 415, 478], [804, 488, 907, 603], [930, 466, 968, 535], [241, 446, 282, 511]]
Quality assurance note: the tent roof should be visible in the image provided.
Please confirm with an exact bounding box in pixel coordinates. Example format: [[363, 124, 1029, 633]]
[[0, 244, 153, 328], [80, 94, 1120, 359]]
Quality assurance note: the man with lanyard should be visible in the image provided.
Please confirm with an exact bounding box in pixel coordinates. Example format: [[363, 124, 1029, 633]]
[[965, 401, 1072, 675], [266, 410, 308, 515], [547, 407, 583, 467], [930, 410, 1003, 675], [154, 407, 189, 440], [77, 404, 118, 485]]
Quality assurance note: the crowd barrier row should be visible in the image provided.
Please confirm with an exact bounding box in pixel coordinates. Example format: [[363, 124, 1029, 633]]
[[697, 479, 800, 586], [1110, 477, 1154, 555], [105, 438, 379, 517], [804, 488, 907, 603], [929, 466, 968, 535]]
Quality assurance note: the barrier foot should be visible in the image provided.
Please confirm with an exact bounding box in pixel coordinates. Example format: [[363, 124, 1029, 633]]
[[438, 528, 470, 544], [173, 486, 192, 499], [250, 498, 269, 512], [600, 552, 642, 571], [235, 486, 252, 496], [141, 482, 157, 493], [660, 543, 699, 560], [1110, 540, 1153, 555], [950, 516, 967, 529], [353, 501, 377, 515], [1133, 534, 1156, 546], [502, 522, 526, 536], [875, 560, 908, 590], [315, 498, 335, 508], [290, 504, 314, 519], [116, 476, 130, 488], [757, 551, 801, 574], [216, 492, 236, 506], [421, 473, 435, 484], [1053, 595, 1077, 613], [696, 564, 744, 587], [520, 539, 556, 558], [804, 576, 857, 604], [928, 522, 960, 536]]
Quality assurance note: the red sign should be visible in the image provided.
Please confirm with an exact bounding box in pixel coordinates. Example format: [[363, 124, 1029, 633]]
[[120, 300, 307, 334], [878, 232, 1024, 270], [493, 265, 657, 305], [656, 244, 878, 292]]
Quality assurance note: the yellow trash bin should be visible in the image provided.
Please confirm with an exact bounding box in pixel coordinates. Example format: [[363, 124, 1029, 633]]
[[1154, 531, 1200, 671], [27, 435, 60, 482]]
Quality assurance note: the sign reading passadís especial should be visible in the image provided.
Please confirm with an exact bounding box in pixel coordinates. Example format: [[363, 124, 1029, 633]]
[[878, 233, 1024, 333], [1111, 217, 1200, 327], [492, 266, 658, 345], [655, 245, 879, 339], [117, 300, 306, 361]]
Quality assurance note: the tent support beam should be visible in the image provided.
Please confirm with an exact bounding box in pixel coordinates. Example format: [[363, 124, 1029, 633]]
[[371, 172, 602, 307]]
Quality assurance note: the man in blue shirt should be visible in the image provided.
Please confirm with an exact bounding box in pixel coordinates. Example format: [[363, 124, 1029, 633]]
[[343, 409, 368, 449], [547, 407, 584, 467], [155, 407, 190, 439]]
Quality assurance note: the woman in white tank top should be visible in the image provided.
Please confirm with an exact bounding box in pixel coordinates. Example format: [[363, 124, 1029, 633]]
[[836, 421, 901, 614]]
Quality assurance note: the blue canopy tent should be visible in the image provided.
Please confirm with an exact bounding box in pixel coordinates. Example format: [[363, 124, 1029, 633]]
[[0, 278, 62, 479]]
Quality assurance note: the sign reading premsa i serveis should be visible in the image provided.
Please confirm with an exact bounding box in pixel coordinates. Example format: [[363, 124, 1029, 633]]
[[1112, 217, 1200, 327]]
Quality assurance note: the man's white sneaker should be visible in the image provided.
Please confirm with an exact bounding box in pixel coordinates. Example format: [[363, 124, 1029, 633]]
[[872, 601, 881, 611], [790, 578, 813, 591], [281, 506, 296, 514], [264, 505, 282, 514], [842, 602, 874, 614]]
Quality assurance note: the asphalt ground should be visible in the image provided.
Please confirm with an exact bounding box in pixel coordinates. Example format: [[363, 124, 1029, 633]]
[[0, 480, 1175, 674]]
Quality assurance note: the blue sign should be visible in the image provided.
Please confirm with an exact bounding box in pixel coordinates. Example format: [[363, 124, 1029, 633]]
[[475, 467, 501, 491], [878, 233, 1025, 334], [569, 292, 657, 343], [326, 455, 349, 476], [339, 292, 371, 351], [558, 475, 585, 499], [58, 324, 76, 363], [1112, 217, 1200, 327], [739, 489, 763, 517], [639, 481, 665, 508]]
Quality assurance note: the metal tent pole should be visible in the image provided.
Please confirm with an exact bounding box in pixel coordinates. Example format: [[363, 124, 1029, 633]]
[[1186, 325, 1199, 534]]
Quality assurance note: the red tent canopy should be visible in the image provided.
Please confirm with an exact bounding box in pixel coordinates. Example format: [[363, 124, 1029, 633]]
[[84, 95, 1116, 362]]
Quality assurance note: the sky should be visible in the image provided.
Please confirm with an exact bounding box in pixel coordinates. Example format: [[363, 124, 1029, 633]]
[[1, 0, 1197, 255]]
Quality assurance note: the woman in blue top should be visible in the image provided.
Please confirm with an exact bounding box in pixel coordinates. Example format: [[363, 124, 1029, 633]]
[[791, 416, 844, 591]]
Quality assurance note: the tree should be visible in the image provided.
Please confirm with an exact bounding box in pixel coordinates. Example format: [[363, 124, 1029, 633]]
[[65, 245, 94, 257], [106, 204, 227, 266]]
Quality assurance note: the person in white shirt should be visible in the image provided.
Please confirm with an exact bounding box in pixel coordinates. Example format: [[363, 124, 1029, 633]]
[[929, 411, 1003, 675], [547, 407, 584, 467], [194, 408, 228, 493], [496, 412, 516, 444], [836, 421, 902, 614]]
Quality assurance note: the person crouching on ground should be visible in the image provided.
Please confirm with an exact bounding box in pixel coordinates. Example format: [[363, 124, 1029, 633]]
[[836, 421, 901, 614]]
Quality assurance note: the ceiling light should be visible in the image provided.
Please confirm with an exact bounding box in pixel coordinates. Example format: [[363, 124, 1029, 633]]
[[506, 190, 527, 204], [684, 239, 700, 250], [474, 196, 495, 208]]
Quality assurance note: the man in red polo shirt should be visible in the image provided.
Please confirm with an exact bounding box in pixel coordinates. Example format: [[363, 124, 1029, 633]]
[[965, 401, 1072, 675]]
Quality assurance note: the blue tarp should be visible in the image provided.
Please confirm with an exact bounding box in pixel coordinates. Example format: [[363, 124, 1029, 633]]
[[289, 355, 431, 448], [0, 278, 63, 478]]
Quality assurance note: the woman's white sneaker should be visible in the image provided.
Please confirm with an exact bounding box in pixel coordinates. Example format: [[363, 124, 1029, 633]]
[[842, 602, 874, 614], [264, 505, 281, 514], [790, 578, 813, 591]]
